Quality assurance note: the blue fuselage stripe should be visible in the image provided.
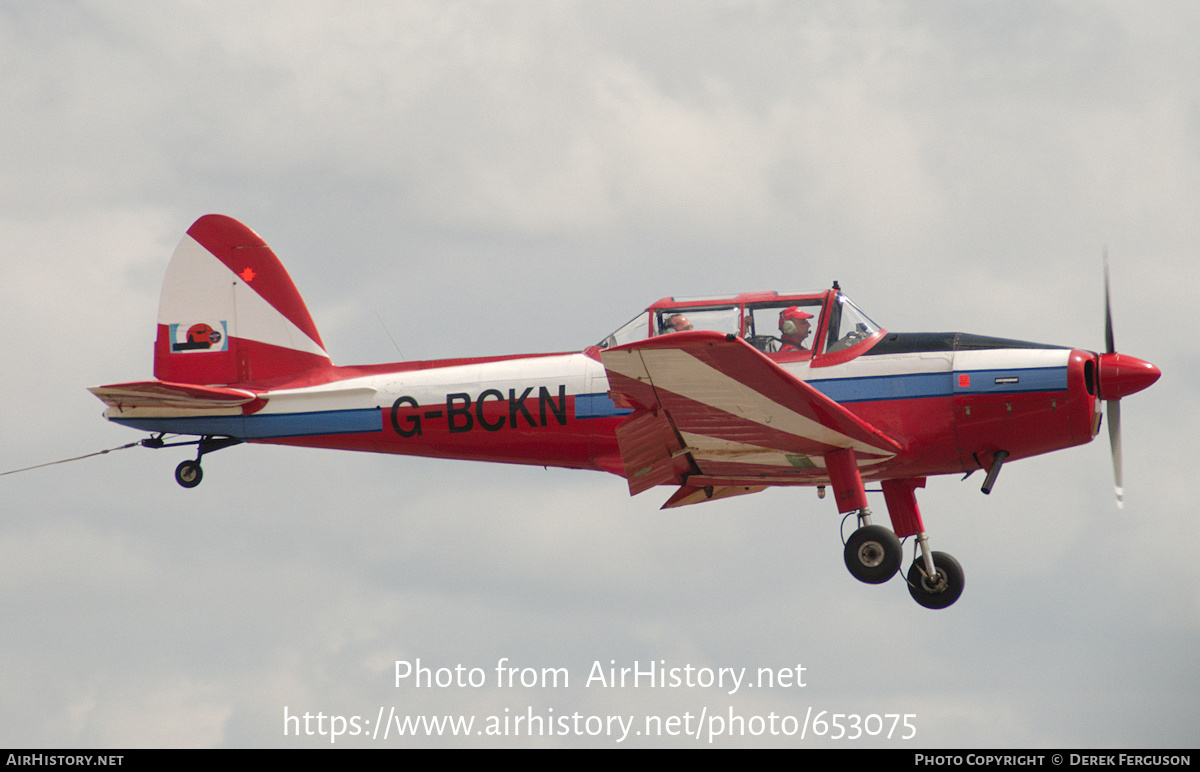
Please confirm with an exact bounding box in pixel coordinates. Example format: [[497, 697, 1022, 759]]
[[109, 367, 1067, 439], [809, 367, 1068, 403], [111, 408, 383, 439], [954, 367, 1068, 395], [575, 392, 634, 419], [809, 372, 952, 402]]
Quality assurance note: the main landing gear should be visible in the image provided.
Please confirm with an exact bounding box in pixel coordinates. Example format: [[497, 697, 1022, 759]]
[[827, 449, 964, 609], [141, 434, 242, 489], [842, 509, 964, 609]]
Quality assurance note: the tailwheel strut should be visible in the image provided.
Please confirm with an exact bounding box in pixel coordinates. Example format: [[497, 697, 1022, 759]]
[[140, 434, 242, 489]]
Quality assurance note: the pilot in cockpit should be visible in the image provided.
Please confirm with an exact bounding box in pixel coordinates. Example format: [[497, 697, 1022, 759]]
[[779, 307, 813, 351]]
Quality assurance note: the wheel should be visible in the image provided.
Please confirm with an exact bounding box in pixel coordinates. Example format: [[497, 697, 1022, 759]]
[[906, 551, 964, 609], [843, 525, 903, 584], [175, 460, 203, 488]]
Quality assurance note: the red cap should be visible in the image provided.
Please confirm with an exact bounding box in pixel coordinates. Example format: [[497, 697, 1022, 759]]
[[779, 306, 813, 322]]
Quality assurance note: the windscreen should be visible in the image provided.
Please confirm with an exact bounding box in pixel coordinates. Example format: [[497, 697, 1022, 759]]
[[825, 294, 881, 353]]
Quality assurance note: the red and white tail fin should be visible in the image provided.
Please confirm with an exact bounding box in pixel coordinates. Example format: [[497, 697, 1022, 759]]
[[154, 214, 332, 386]]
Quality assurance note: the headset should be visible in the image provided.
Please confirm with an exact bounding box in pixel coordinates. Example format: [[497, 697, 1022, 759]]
[[779, 307, 812, 336]]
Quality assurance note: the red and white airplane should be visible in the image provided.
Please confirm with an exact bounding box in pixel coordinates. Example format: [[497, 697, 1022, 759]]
[[90, 215, 1160, 609]]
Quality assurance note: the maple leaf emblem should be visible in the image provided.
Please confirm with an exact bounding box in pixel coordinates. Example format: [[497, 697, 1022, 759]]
[[239, 267, 257, 282]]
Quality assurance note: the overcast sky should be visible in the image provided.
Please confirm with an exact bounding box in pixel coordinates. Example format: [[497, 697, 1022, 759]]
[[1, 1, 1196, 748]]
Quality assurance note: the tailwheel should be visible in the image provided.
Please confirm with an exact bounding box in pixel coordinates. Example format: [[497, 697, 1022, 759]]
[[175, 460, 203, 488], [906, 551, 964, 609], [843, 524, 903, 584]]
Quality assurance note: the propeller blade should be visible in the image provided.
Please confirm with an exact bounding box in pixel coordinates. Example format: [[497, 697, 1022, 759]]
[[1098, 252, 1159, 508], [1104, 249, 1115, 354], [1104, 250, 1121, 507], [1107, 398, 1123, 508], [1104, 252, 1120, 508]]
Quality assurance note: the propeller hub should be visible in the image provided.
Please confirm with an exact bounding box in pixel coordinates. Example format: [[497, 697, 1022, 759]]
[[1097, 352, 1160, 401]]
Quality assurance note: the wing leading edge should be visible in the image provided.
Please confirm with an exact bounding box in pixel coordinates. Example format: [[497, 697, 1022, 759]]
[[600, 331, 901, 507]]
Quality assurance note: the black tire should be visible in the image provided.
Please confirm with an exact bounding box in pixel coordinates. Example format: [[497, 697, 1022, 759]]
[[843, 525, 903, 584], [906, 551, 965, 609], [175, 460, 203, 488]]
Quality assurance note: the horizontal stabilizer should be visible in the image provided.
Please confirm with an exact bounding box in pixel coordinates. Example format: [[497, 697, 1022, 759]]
[[88, 380, 262, 412]]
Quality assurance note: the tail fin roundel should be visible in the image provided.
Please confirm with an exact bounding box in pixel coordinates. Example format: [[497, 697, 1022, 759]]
[[154, 215, 332, 386]]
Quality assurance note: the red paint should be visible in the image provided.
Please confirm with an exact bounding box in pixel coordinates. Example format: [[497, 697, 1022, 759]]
[[824, 447, 868, 514], [1097, 352, 1161, 400], [186, 214, 326, 351], [881, 478, 926, 538]]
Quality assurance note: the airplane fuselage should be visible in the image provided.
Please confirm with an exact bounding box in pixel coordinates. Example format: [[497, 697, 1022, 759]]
[[106, 334, 1100, 487]]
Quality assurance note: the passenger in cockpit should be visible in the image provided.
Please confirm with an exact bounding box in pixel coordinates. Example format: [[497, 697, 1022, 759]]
[[663, 314, 694, 333]]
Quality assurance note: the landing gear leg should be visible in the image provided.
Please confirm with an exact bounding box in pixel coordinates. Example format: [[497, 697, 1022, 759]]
[[826, 449, 903, 585], [881, 478, 965, 609], [139, 434, 242, 488], [174, 436, 242, 488]]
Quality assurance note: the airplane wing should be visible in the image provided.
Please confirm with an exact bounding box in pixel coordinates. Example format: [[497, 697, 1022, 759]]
[[600, 331, 901, 507]]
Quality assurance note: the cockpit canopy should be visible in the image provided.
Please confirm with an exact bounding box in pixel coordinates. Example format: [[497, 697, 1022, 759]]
[[599, 289, 883, 362]]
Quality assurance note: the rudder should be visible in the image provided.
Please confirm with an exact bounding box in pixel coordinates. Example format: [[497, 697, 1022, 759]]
[[154, 214, 332, 386]]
